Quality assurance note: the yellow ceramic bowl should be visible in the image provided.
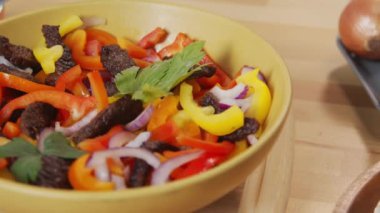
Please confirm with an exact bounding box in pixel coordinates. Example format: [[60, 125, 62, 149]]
[[0, 1, 292, 212]]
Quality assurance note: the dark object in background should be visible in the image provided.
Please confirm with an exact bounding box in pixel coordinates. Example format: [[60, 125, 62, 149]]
[[101, 45, 136, 76], [128, 159, 152, 188], [20, 102, 58, 139], [42, 25, 76, 83], [0, 36, 41, 73], [0, 64, 35, 81], [219, 117, 260, 142], [337, 38, 380, 110], [72, 95, 143, 143], [34, 156, 72, 189]]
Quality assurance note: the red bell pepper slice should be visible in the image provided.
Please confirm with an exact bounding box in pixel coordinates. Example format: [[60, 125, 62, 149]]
[[197, 54, 232, 88], [177, 136, 235, 154], [172, 152, 228, 180], [0, 90, 96, 125], [68, 154, 115, 190], [87, 70, 109, 111], [55, 65, 83, 91], [138, 27, 168, 49], [158, 33, 193, 59], [118, 37, 148, 59], [0, 72, 57, 93], [2, 121, 21, 139], [85, 39, 102, 56]]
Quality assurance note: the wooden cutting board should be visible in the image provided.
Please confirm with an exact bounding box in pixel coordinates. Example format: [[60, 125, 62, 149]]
[[198, 112, 294, 213]]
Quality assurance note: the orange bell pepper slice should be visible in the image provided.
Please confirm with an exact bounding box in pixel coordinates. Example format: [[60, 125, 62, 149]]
[[117, 37, 148, 59], [150, 120, 179, 144], [147, 95, 179, 131], [85, 28, 117, 45], [55, 65, 83, 91], [68, 154, 115, 191], [87, 70, 109, 111], [133, 58, 151, 68], [158, 33, 192, 59], [0, 90, 96, 125], [138, 27, 168, 49], [77, 125, 124, 151], [64, 29, 104, 70], [2, 121, 21, 138], [0, 72, 57, 93]]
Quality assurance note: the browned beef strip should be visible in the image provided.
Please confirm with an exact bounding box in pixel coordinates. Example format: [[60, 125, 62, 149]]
[[42, 25, 76, 80], [71, 95, 143, 143], [128, 159, 151, 188], [0, 64, 35, 81], [44, 72, 60, 86], [20, 102, 58, 139], [100, 45, 135, 76], [219, 118, 260, 142], [34, 156, 72, 189], [188, 65, 216, 80], [0, 36, 41, 73], [142, 141, 180, 153]]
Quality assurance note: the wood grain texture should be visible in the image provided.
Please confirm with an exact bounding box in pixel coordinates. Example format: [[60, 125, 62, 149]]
[[4, 0, 371, 212]]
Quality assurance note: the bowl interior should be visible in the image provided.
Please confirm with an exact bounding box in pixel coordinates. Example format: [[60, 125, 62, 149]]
[[0, 0, 292, 212]]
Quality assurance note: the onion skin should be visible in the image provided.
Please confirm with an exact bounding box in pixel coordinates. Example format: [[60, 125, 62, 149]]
[[339, 0, 380, 59]]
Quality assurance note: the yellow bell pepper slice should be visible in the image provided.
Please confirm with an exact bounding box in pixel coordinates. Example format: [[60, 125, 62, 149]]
[[228, 140, 248, 159], [236, 68, 271, 124], [59, 15, 83, 36], [33, 45, 64, 74], [179, 83, 244, 136]]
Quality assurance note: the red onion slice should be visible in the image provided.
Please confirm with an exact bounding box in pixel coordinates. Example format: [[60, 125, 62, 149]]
[[210, 83, 248, 100], [55, 110, 98, 136], [151, 150, 204, 185], [125, 131, 151, 148], [247, 134, 258, 145], [108, 131, 136, 148], [111, 174, 126, 190], [125, 105, 154, 131], [37, 128, 54, 153], [219, 96, 252, 112], [94, 162, 110, 182], [87, 147, 160, 169], [241, 65, 255, 75], [81, 16, 107, 28]]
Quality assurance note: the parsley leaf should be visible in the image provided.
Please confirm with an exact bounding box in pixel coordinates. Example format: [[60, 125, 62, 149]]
[[10, 155, 42, 183], [0, 138, 39, 158], [115, 41, 205, 103], [43, 132, 85, 159]]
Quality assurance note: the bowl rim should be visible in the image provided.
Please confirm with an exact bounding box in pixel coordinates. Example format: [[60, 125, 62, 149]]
[[0, 0, 293, 200]]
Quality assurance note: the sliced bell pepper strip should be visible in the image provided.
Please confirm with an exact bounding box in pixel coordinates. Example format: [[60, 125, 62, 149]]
[[106, 158, 124, 176], [87, 70, 109, 111], [236, 68, 272, 124], [143, 49, 161, 62], [33, 45, 64, 74], [2, 121, 21, 139], [179, 82, 244, 135], [138, 27, 168, 49], [177, 136, 235, 154], [117, 37, 148, 59], [147, 95, 179, 131], [0, 90, 96, 125], [85, 28, 117, 45], [55, 65, 83, 91], [150, 120, 179, 144], [172, 152, 228, 180], [0, 72, 57, 93], [228, 140, 248, 159], [85, 39, 102, 56], [34, 70, 48, 83], [133, 58, 152, 68], [197, 54, 232, 88], [163, 149, 199, 159], [77, 125, 124, 151], [179, 121, 201, 139], [71, 80, 90, 97], [64, 29, 104, 70], [68, 154, 115, 190], [59, 15, 83, 36], [158, 33, 192, 59]]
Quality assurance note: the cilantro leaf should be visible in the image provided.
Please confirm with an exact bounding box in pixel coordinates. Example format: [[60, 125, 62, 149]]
[[115, 41, 205, 103], [10, 155, 42, 183], [43, 132, 85, 159], [0, 138, 39, 158]]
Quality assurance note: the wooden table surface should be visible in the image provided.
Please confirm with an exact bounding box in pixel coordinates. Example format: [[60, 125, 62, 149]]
[[4, 0, 374, 212]]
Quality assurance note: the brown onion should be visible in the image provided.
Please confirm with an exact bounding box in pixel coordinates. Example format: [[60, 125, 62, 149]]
[[339, 0, 380, 59]]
